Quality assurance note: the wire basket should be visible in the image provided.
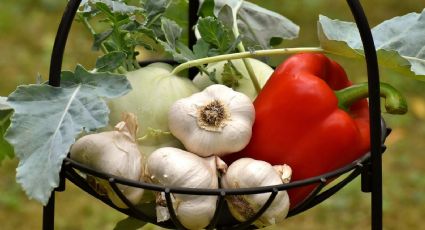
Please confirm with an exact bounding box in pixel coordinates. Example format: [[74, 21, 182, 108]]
[[44, 0, 387, 229], [61, 126, 389, 229]]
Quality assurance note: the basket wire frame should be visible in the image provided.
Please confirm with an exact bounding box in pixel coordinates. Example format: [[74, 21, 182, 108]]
[[42, 0, 384, 229]]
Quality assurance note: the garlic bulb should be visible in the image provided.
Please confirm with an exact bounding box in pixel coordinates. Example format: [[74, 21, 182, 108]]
[[168, 84, 255, 157], [70, 113, 144, 208], [221, 158, 292, 227], [145, 147, 227, 230]]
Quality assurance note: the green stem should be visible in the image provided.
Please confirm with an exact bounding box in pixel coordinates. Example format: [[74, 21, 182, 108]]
[[240, 53, 261, 93], [230, 1, 261, 93], [146, 13, 163, 28], [137, 128, 171, 142], [79, 14, 109, 55], [133, 58, 141, 69], [335, 82, 408, 114], [78, 13, 127, 74], [170, 47, 324, 75], [145, 1, 171, 27]]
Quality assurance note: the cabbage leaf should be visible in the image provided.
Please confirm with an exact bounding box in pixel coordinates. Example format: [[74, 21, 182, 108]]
[[5, 65, 131, 204], [0, 97, 14, 165], [318, 9, 425, 80]]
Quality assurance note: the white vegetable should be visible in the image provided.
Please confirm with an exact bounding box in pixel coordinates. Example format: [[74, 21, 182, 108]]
[[193, 58, 274, 100], [108, 63, 200, 155], [70, 113, 144, 208], [145, 147, 227, 230], [168, 84, 255, 157], [221, 158, 292, 227]]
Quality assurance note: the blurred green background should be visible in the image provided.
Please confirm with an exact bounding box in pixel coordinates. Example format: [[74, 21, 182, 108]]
[[1, 0, 424, 229]]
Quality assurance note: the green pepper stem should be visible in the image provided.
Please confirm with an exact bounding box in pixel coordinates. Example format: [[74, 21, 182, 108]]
[[335, 82, 408, 114]]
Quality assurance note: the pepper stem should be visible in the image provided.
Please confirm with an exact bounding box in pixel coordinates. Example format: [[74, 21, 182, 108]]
[[335, 82, 408, 114]]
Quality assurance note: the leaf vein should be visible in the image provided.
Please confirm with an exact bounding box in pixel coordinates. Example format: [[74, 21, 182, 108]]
[[48, 85, 81, 159]]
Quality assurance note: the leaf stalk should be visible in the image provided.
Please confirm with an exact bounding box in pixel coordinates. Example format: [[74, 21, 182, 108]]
[[231, 0, 261, 94], [170, 47, 324, 75]]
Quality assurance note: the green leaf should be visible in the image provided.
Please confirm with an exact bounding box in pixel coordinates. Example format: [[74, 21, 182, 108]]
[[94, 0, 143, 14], [204, 68, 218, 84], [94, 2, 115, 19], [317, 15, 364, 58], [0, 97, 11, 111], [93, 29, 113, 51], [176, 42, 196, 60], [215, 4, 234, 29], [96, 51, 127, 72], [80, 0, 92, 13], [198, 0, 215, 17], [221, 61, 243, 88], [159, 18, 198, 62], [143, 0, 170, 23], [373, 10, 425, 78], [318, 10, 425, 80], [5, 65, 131, 205], [0, 97, 14, 165], [211, 0, 299, 49], [160, 40, 195, 63], [161, 17, 183, 49], [197, 16, 233, 53], [159, 17, 217, 62], [193, 39, 210, 59]]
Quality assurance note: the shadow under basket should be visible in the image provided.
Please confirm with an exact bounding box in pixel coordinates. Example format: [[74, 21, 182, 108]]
[[44, 0, 388, 229]]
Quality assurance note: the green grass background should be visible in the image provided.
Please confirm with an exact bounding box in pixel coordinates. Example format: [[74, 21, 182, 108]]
[[1, 0, 424, 229]]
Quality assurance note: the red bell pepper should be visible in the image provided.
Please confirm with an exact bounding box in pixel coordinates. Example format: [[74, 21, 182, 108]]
[[225, 53, 407, 209]]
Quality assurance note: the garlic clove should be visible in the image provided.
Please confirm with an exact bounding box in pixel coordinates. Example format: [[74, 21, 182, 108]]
[[221, 158, 291, 227], [145, 147, 218, 188], [155, 192, 175, 222], [274, 164, 292, 184], [216, 155, 228, 174], [177, 196, 218, 230], [70, 113, 145, 208]]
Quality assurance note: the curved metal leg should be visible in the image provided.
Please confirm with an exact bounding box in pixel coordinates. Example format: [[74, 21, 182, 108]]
[[346, 0, 383, 229], [43, 192, 55, 230]]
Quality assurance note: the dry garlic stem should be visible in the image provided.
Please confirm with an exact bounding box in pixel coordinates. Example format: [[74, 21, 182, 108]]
[[221, 158, 292, 227], [70, 113, 145, 208], [145, 147, 227, 230], [168, 84, 255, 157]]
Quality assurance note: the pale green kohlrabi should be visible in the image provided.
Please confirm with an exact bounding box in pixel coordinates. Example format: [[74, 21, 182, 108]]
[[108, 63, 199, 155], [192, 58, 274, 100]]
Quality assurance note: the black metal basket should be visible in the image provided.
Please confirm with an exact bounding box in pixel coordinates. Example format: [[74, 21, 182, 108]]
[[43, 0, 387, 229]]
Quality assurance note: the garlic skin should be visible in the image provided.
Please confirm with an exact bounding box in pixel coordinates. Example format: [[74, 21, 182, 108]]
[[70, 113, 144, 208], [221, 158, 292, 227], [168, 84, 255, 157], [145, 147, 227, 230]]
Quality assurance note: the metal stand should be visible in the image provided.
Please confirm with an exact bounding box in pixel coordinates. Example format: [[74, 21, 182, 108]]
[[42, 0, 384, 229], [42, 193, 55, 230], [346, 1, 383, 229]]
